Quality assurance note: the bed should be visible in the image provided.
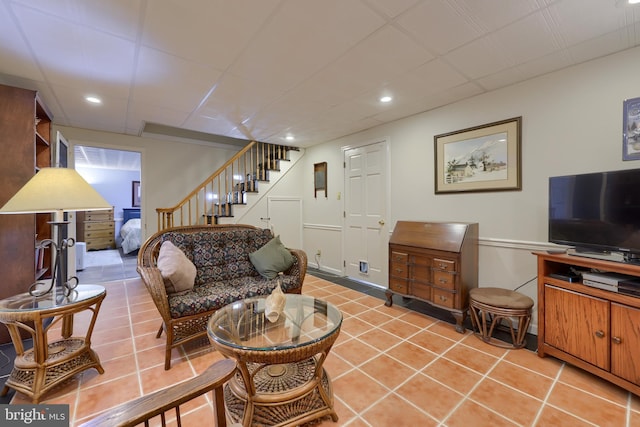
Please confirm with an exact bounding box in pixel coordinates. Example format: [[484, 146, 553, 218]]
[[121, 208, 141, 254]]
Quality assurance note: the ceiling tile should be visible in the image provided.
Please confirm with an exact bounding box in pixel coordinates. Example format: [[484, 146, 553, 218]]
[[11, 4, 137, 93], [549, 0, 631, 45], [228, 0, 385, 92], [492, 11, 560, 65], [567, 26, 633, 64], [396, 0, 482, 55], [454, 0, 541, 32], [189, 72, 285, 128], [444, 36, 512, 79], [133, 47, 222, 113], [142, 0, 280, 69], [365, 0, 421, 18], [10, 0, 143, 40], [53, 84, 128, 133]]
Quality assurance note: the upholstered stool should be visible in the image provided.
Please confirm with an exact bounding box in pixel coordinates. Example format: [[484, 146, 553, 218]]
[[469, 287, 534, 349]]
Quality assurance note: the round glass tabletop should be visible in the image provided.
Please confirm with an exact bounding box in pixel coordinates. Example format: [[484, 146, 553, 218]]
[[208, 294, 342, 351], [0, 284, 106, 311]]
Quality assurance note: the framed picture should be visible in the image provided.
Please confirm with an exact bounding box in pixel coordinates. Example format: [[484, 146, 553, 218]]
[[132, 181, 141, 207], [314, 162, 327, 198], [434, 117, 522, 194], [623, 96, 640, 161]]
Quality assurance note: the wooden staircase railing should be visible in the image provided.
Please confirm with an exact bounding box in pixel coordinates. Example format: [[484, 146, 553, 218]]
[[156, 141, 296, 231]]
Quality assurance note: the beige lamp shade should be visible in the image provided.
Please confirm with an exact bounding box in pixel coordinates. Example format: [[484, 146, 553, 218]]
[[0, 167, 111, 214]]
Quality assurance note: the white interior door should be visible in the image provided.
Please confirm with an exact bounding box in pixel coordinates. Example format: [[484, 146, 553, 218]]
[[267, 197, 302, 249], [343, 140, 388, 286]]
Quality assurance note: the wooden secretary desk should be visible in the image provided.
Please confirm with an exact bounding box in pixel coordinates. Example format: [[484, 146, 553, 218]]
[[386, 221, 479, 333]]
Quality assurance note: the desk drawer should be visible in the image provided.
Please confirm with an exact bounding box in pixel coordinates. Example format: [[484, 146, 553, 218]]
[[389, 278, 408, 294], [432, 289, 455, 309], [83, 221, 114, 232], [433, 270, 455, 290], [84, 229, 114, 239], [433, 258, 455, 272], [390, 262, 408, 278], [86, 237, 115, 251]]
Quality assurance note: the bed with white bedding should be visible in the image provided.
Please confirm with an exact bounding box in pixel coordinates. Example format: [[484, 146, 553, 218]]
[[120, 218, 141, 254]]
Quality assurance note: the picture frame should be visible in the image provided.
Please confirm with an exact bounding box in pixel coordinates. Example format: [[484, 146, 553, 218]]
[[314, 162, 327, 198], [132, 181, 141, 207], [623, 96, 640, 161], [434, 117, 522, 194]]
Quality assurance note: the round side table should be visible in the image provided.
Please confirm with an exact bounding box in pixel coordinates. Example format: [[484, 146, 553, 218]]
[[0, 285, 106, 403]]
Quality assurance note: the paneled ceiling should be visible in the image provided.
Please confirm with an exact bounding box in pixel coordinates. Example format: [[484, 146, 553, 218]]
[[1, 0, 639, 149], [74, 145, 141, 171]]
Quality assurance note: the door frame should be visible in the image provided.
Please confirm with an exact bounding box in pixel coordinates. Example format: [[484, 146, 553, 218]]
[[341, 137, 391, 287]]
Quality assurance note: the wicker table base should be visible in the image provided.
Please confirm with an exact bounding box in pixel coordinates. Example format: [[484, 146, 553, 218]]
[[4, 338, 104, 402], [224, 358, 333, 426]]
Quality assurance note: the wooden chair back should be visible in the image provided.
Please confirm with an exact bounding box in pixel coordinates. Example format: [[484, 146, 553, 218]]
[[78, 359, 236, 427]]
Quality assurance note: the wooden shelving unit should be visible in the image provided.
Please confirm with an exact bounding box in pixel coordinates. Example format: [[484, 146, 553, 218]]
[[0, 84, 53, 343]]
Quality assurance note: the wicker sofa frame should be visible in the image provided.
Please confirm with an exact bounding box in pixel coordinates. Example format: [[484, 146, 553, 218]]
[[137, 224, 307, 370]]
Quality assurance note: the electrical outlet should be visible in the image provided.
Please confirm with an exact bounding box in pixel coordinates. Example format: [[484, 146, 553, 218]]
[[316, 249, 321, 257]]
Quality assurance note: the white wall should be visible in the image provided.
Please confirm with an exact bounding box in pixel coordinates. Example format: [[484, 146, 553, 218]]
[[300, 46, 640, 334]]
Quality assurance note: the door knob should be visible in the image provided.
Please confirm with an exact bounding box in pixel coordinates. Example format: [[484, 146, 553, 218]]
[[378, 219, 385, 226]]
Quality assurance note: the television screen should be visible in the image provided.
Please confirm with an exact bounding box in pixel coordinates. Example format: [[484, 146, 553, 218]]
[[549, 169, 640, 258]]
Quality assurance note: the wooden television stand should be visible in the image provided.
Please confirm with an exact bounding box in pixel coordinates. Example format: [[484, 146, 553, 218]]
[[535, 251, 640, 395]]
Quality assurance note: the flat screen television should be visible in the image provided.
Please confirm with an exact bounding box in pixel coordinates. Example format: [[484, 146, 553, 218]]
[[549, 168, 640, 263]]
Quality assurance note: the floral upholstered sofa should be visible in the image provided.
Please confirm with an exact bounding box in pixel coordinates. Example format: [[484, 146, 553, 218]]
[[137, 224, 307, 369]]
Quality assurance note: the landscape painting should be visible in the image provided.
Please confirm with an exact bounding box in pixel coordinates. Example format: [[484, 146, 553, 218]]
[[434, 117, 522, 194]]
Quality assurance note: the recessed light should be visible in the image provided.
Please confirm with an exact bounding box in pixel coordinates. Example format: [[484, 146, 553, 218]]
[[85, 96, 102, 104], [285, 135, 295, 141], [380, 96, 392, 103]]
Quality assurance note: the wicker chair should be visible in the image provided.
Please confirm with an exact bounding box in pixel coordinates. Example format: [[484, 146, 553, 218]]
[[78, 359, 236, 427], [137, 224, 307, 370]]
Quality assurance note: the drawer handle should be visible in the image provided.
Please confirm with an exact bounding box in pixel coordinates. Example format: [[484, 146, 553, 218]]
[[612, 336, 622, 344], [594, 330, 605, 339], [438, 295, 448, 302], [439, 278, 448, 284]]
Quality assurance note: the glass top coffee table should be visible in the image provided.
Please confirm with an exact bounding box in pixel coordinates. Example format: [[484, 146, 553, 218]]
[[208, 294, 342, 427]]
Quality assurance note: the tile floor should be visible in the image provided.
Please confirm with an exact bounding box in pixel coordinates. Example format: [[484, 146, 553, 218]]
[[3, 262, 640, 426]]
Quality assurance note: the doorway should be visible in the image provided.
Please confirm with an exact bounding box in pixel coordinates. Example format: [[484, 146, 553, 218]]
[[73, 145, 142, 279], [343, 139, 390, 287]]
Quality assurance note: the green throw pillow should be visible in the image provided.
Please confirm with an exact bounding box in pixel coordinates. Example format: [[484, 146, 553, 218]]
[[249, 235, 295, 279]]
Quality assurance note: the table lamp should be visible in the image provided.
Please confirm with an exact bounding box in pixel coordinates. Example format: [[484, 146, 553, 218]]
[[0, 167, 111, 296]]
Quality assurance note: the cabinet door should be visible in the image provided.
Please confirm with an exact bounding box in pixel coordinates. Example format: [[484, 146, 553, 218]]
[[611, 303, 640, 384], [544, 285, 609, 370]]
